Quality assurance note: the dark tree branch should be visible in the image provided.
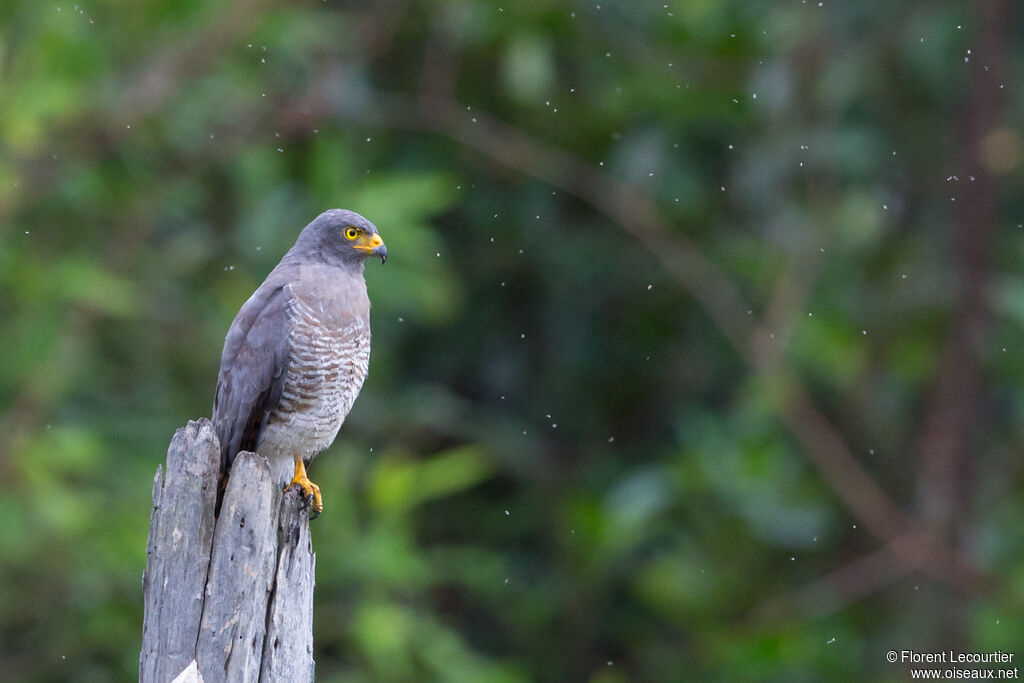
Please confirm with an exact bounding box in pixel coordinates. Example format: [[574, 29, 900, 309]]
[[750, 531, 931, 625], [916, 0, 1007, 542]]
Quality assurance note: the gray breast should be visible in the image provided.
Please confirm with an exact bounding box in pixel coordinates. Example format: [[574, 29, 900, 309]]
[[256, 283, 371, 466]]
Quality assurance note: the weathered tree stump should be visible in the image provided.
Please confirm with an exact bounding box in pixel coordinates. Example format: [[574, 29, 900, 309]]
[[140, 419, 315, 683]]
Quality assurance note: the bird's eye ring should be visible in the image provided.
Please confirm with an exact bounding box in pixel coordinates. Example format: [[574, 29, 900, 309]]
[[344, 227, 359, 240]]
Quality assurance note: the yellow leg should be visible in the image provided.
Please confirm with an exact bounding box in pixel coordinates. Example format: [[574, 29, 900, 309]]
[[287, 457, 323, 519]]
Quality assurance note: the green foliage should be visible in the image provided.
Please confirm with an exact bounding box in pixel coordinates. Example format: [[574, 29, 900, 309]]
[[1, 0, 1023, 681]]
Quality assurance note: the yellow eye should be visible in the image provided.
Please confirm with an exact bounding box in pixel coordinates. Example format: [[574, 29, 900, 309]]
[[344, 227, 359, 240]]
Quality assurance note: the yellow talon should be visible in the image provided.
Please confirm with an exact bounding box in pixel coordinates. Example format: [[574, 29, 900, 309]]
[[287, 458, 323, 519]]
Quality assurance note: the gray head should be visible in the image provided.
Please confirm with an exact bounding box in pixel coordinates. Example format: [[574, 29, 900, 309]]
[[289, 208, 387, 270]]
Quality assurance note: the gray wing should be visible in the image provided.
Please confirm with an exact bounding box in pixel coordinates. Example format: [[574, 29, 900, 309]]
[[212, 282, 291, 473]]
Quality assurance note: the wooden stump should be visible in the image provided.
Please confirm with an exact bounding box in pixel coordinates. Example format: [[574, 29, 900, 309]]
[[140, 419, 315, 683]]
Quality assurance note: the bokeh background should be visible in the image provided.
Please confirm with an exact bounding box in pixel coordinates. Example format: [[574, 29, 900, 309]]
[[2, 0, 1024, 681]]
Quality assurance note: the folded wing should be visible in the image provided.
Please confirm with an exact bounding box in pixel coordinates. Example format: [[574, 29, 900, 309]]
[[213, 283, 291, 473]]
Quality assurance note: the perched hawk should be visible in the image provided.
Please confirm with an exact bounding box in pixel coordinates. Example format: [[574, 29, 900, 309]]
[[212, 209, 386, 517]]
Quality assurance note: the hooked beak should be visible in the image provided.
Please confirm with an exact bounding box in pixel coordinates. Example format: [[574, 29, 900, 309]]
[[355, 233, 387, 264]]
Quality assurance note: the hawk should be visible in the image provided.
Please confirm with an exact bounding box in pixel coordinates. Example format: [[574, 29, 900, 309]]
[[212, 209, 386, 518]]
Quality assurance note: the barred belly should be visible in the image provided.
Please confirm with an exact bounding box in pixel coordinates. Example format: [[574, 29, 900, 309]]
[[257, 289, 371, 485]]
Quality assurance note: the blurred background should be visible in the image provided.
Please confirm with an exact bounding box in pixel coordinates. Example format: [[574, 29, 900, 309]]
[[2, 0, 1023, 681]]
